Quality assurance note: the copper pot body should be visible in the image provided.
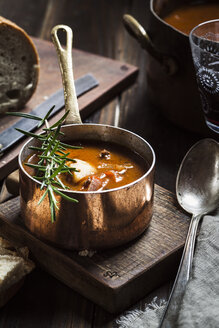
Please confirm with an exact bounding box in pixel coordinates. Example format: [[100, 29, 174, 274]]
[[19, 124, 155, 250], [125, 0, 218, 135]]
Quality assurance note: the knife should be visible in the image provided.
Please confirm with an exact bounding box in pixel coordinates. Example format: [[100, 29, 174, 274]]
[[0, 73, 98, 155]]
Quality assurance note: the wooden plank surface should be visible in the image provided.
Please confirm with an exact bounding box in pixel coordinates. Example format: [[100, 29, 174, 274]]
[[0, 184, 190, 313], [0, 37, 138, 180]]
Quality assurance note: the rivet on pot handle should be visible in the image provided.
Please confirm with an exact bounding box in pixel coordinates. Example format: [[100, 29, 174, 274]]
[[123, 14, 178, 76], [51, 25, 82, 124]]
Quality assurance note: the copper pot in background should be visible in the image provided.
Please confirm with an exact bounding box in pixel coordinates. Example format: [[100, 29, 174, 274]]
[[123, 0, 218, 135], [19, 124, 155, 250]]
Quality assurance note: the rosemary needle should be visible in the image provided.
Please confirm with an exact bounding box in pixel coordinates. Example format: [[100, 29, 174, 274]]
[[6, 108, 82, 222]]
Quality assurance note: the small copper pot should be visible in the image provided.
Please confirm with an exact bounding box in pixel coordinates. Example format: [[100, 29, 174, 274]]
[[19, 124, 155, 250], [18, 25, 155, 250]]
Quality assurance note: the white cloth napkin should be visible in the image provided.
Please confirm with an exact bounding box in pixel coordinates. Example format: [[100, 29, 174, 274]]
[[117, 210, 219, 328]]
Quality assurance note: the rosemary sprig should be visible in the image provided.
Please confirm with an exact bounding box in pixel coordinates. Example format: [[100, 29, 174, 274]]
[[6, 108, 82, 222]]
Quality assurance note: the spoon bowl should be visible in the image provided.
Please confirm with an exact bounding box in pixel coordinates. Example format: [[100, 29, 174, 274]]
[[160, 138, 219, 327], [176, 138, 219, 215]]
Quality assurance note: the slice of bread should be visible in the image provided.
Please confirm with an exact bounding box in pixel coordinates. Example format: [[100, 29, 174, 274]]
[[0, 16, 39, 113], [0, 254, 31, 292], [0, 237, 35, 307]]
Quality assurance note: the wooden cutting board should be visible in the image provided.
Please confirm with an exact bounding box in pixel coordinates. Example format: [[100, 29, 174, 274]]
[[0, 184, 190, 313], [0, 37, 138, 180]]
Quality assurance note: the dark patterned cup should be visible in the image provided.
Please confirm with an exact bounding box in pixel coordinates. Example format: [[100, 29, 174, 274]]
[[189, 19, 219, 133]]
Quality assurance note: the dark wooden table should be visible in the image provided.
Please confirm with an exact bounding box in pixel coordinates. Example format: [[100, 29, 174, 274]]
[[0, 1, 210, 326]]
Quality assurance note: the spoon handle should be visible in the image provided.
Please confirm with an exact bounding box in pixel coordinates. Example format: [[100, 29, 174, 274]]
[[51, 25, 82, 124], [159, 213, 202, 328]]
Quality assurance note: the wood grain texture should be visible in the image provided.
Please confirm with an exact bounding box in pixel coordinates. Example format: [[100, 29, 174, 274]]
[[0, 184, 189, 313], [0, 37, 138, 180]]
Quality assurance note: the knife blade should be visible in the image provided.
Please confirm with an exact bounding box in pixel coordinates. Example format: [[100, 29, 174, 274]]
[[0, 73, 98, 155]]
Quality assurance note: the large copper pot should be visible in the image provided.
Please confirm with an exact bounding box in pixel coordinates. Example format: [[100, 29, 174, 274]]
[[18, 25, 155, 250], [123, 0, 218, 135]]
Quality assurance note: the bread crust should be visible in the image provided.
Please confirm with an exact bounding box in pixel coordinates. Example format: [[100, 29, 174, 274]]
[[0, 16, 39, 113]]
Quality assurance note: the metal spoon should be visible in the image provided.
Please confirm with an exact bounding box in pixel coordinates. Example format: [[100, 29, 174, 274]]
[[160, 138, 219, 327]]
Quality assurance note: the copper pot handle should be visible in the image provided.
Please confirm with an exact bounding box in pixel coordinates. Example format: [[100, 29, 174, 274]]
[[51, 25, 82, 124], [123, 14, 178, 76]]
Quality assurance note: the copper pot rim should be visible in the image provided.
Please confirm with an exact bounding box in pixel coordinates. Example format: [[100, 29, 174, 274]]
[[18, 123, 156, 195], [150, 0, 191, 37]]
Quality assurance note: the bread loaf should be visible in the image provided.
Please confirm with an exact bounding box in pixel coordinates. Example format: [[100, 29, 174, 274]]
[[0, 16, 39, 113]]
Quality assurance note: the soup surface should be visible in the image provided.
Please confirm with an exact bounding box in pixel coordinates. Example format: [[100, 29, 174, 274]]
[[24, 140, 148, 191], [163, 3, 219, 35]]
